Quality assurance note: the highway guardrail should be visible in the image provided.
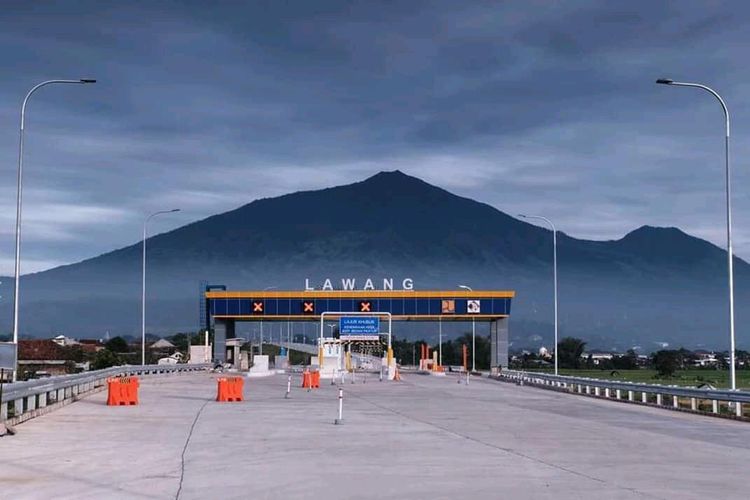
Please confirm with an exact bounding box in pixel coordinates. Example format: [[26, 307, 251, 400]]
[[498, 369, 749, 419], [1, 363, 211, 426]]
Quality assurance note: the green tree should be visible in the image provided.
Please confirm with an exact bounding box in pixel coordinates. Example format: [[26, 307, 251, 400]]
[[556, 337, 586, 369], [612, 350, 638, 370], [676, 348, 696, 369], [168, 333, 189, 352], [92, 349, 122, 370], [392, 336, 423, 366], [105, 336, 129, 353], [652, 350, 680, 378], [736, 350, 750, 369], [714, 351, 729, 370], [62, 345, 85, 363]]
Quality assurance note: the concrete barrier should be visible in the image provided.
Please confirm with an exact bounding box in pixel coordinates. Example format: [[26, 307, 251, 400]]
[[496, 370, 749, 421], [1, 363, 210, 428]]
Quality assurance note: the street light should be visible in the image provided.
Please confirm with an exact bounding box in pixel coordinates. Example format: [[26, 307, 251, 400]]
[[142, 209, 180, 365], [656, 77, 736, 390], [438, 316, 442, 367], [458, 284, 476, 372], [12, 78, 96, 381], [518, 214, 558, 375]]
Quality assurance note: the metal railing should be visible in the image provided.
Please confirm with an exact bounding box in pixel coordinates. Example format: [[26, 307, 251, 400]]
[[498, 369, 749, 419], [1, 363, 211, 425]]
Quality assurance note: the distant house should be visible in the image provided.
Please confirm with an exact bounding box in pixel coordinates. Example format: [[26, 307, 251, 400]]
[[18, 340, 74, 377], [51, 335, 79, 347], [158, 352, 184, 365], [78, 339, 105, 354], [150, 339, 176, 350], [693, 350, 719, 367], [582, 351, 616, 366]]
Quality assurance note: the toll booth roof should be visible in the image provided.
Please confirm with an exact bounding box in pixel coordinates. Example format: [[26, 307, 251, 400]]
[[206, 289, 514, 321]]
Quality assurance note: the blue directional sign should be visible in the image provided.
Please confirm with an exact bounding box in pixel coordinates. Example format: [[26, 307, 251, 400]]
[[339, 316, 379, 335]]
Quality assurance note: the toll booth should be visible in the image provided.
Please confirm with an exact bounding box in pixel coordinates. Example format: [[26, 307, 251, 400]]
[[205, 289, 514, 373]]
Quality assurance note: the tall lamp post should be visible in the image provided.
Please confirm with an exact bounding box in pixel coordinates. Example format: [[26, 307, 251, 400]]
[[142, 209, 180, 365], [438, 316, 442, 367], [518, 214, 558, 375], [12, 78, 96, 381], [656, 78, 736, 390], [458, 285, 476, 372]]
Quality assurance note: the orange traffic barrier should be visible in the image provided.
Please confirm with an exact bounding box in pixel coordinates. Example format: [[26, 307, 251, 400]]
[[302, 369, 312, 389], [107, 377, 139, 406], [231, 377, 244, 401], [311, 370, 320, 389], [216, 377, 244, 402]]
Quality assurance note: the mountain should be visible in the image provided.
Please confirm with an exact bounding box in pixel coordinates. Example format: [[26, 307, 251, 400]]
[[1, 170, 747, 350]]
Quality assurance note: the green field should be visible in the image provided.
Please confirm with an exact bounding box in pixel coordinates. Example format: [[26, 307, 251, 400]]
[[525, 368, 750, 389]]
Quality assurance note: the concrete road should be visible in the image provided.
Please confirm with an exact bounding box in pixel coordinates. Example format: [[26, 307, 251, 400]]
[[1, 371, 748, 499]]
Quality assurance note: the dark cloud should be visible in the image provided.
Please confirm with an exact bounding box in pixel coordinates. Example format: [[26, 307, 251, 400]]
[[0, 0, 749, 273]]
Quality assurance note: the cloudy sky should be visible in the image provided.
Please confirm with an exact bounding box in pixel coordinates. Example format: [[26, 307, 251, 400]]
[[0, 0, 749, 274]]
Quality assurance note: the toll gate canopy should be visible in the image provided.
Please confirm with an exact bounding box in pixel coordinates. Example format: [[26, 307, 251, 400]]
[[205, 289, 515, 370]]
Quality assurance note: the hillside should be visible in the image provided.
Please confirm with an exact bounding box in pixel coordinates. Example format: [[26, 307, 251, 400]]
[[1, 170, 747, 350]]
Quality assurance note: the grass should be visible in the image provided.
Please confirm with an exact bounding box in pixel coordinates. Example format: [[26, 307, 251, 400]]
[[524, 368, 750, 389]]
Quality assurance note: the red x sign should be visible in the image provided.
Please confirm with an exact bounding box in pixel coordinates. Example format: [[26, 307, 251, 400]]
[[303, 301, 315, 313], [359, 301, 371, 312], [253, 301, 264, 313]]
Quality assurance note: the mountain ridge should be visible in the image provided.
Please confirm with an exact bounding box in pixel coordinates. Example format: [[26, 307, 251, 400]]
[[0, 170, 746, 350]]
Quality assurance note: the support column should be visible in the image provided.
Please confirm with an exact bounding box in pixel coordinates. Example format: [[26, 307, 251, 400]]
[[490, 318, 509, 374], [213, 319, 235, 364]]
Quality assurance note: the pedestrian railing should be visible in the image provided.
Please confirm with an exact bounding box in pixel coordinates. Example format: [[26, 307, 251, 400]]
[[498, 369, 749, 419], [1, 363, 211, 425]]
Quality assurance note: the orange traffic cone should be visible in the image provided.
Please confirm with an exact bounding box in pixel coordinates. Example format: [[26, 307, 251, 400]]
[[393, 366, 401, 381]]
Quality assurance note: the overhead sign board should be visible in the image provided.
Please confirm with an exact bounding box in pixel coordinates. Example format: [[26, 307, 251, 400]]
[[0, 342, 17, 371], [340, 316, 379, 336]]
